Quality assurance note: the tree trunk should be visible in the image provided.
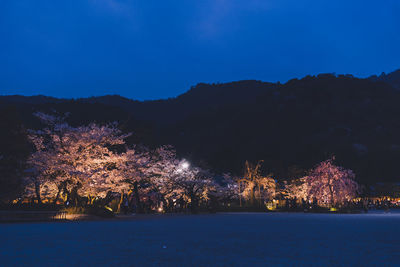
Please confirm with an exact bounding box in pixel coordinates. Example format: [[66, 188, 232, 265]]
[[54, 182, 67, 205], [117, 192, 124, 213], [239, 182, 242, 207], [87, 195, 96, 205], [34, 181, 41, 204], [53, 187, 62, 205], [250, 185, 255, 206], [189, 190, 198, 214], [133, 181, 143, 214], [328, 179, 334, 207]]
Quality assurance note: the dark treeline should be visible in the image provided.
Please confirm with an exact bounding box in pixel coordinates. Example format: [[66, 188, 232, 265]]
[[1, 70, 400, 198]]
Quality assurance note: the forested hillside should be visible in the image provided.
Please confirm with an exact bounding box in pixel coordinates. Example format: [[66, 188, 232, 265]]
[[2, 70, 400, 185]]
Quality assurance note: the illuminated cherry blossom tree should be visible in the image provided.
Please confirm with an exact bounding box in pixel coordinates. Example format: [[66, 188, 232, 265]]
[[25, 112, 136, 202], [24, 112, 241, 213], [304, 158, 359, 207], [216, 173, 239, 203], [145, 146, 218, 212], [283, 177, 308, 200]]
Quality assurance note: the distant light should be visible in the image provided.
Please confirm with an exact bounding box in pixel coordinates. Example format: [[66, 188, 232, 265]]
[[181, 161, 189, 169], [177, 160, 190, 173]]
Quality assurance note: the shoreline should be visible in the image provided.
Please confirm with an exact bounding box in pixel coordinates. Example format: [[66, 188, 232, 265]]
[[1, 209, 397, 224]]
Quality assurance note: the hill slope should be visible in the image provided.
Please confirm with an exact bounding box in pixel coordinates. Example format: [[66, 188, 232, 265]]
[[369, 69, 400, 89], [2, 72, 400, 184]]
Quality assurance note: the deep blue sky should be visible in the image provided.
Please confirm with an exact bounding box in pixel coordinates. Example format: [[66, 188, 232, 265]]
[[1, 0, 399, 100]]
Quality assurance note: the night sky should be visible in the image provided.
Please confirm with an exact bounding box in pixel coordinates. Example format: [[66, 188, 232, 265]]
[[1, 0, 399, 100]]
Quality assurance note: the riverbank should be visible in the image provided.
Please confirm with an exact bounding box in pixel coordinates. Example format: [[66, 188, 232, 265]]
[[1, 208, 394, 223]]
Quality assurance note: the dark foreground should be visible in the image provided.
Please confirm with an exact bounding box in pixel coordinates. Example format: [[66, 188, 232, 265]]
[[1, 212, 399, 266]]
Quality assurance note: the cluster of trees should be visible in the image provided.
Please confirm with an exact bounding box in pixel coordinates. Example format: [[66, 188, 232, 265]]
[[11, 112, 360, 212], [235, 159, 359, 209], [283, 158, 360, 207], [22, 113, 236, 213]]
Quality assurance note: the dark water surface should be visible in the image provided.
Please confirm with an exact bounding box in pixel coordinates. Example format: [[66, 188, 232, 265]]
[[1, 212, 399, 266]]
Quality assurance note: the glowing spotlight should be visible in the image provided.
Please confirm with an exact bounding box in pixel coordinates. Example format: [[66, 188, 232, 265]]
[[181, 161, 190, 169]]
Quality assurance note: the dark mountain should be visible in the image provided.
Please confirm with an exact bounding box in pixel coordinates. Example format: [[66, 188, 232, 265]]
[[157, 74, 400, 184], [2, 71, 400, 185], [0, 106, 31, 201], [369, 69, 400, 89], [78, 80, 276, 125], [0, 95, 65, 105]]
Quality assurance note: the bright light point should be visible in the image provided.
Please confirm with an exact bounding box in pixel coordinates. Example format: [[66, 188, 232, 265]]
[[181, 161, 189, 169]]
